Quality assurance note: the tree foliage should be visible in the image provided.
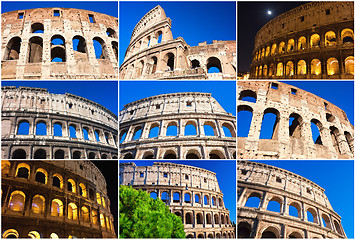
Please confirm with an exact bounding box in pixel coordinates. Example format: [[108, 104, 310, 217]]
[[119, 185, 185, 238]]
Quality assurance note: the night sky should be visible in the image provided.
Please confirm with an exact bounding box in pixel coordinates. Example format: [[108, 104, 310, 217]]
[[91, 160, 118, 236], [238, 2, 308, 73]]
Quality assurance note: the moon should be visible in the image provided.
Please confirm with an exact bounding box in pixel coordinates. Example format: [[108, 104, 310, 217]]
[[267, 10, 272, 15]]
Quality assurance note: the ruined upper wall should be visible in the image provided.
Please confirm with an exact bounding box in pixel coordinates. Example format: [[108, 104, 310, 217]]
[[120, 162, 220, 192], [254, 1, 354, 48], [120, 92, 230, 123], [1, 86, 118, 130]]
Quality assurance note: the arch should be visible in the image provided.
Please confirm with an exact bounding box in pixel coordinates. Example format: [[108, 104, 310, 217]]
[[263, 64, 268, 77], [51, 46, 66, 62], [344, 131, 353, 153], [51, 199, 63, 217], [196, 213, 203, 224], [68, 203, 78, 220], [161, 191, 169, 202], [28, 231, 41, 239], [173, 192, 180, 203], [54, 149, 64, 159], [311, 119, 323, 144], [221, 214, 225, 224], [191, 59, 200, 68], [148, 56, 158, 74], [334, 220, 343, 235], [266, 196, 282, 213], [94, 130, 101, 142], [67, 179, 76, 193], [330, 126, 341, 154], [269, 63, 275, 77], [135, 60, 144, 77], [184, 193, 191, 203], [310, 34, 320, 47], [53, 123, 62, 137], [8, 190, 26, 212], [186, 149, 200, 159], [297, 60, 306, 75], [31, 194, 45, 214], [184, 122, 197, 136], [2, 160, 11, 176], [79, 183, 87, 197], [207, 57, 222, 73], [298, 36, 306, 50], [69, 125, 77, 138], [35, 121, 47, 135], [28, 36, 43, 63], [81, 206, 90, 222], [209, 150, 224, 159], [321, 213, 332, 229], [260, 108, 280, 140], [2, 229, 19, 238], [185, 212, 193, 224], [286, 61, 294, 76], [222, 122, 235, 137], [311, 59, 322, 75], [307, 208, 318, 223], [214, 214, 219, 225], [17, 120, 30, 135], [93, 37, 108, 59], [288, 232, 303, 238], [289, 113, 303, 138], [34, 149, 46, 159], [245, 192, 261, 208], [106, 27, 117, 38], [195, 194, 200, 203], [91, 210, 99, 225], [278, 42, 285, 54], [261, 226, 279, 238], [164, 52, 175, 71], [166, 122, 178, 136], [52, 173, 63, 188], [345, 56, 354, 75], [238, 222, 251, 238], [132, 126, 143, 140], [100, 214, 106, 228], [4, 37, 21, 60], [206, 213, 212, 224], [325, 31, 336, 46], [142, 151, 154, 159], [276, 62, 283, 76], [204, 195, 209, 205], [50, 233, 59, 239], [271, 44, 277, 55], [289, 202, 301, 218], [265, 46, 270, 57], [287, 39, 294, 52], [123, 153, 134, 159], [239, 90, 257, 103], [148, 123, 160, 138], [97, 192, 102, 205], [35, 168, 48, 184], [261, 48, 265, 58], [72, 35, 88, 59], [341, 28, 354, 44], [163, 150, 177, 159], [150, 191, 157, 199], [31, 22, 44, 33], [16, 163, 30, 178], [88, 152, 96, 159], [72, 151, 81, 159]]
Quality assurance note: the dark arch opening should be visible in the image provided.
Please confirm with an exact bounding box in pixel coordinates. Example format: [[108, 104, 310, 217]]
[[88, 152, 96, 159], [12, 149, 27, 159], [5, 37, 21, 60], [55, 150, 65, 159], [207, 57, 222, 73], [73, 151, 81, 159], [31, 22, 44, 33], [28, 36, 43, 63], [191, 59, 200, 68], [186, 153, 199, 159], [34, 149, 46, 159]]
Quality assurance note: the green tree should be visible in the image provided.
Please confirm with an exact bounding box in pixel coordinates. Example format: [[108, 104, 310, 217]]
[[119, 185, 185, 238]]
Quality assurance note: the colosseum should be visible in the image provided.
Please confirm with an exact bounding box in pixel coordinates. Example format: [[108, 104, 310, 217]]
[[119, 92, 236, 159], [119, 5, 236, 80], [237, 160, 347, 238], [2, 160, 116, 238], [1, 86, 118, 159], [1, 7, 118, 80], [250, 1, 354, 79], [120, 162, 235, 238], [237, 81, 354, 159]]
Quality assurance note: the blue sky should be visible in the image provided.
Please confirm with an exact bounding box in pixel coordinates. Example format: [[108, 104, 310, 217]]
[[120, 81, 236, 116], [2, 81, 118, 115], [119, 1, 236, 65], [254, 160, 354, 238], [120, 160, 237, 223], [238, 81, 354, 139], [1, 1, 118, 17]]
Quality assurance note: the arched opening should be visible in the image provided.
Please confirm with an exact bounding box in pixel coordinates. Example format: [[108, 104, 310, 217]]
[[31, 23, 44, 33], [166, 123, 178, 136], [28, 231, 41, 239], [266, 197, 282, 213], [68, 203, 78, 220], [265, 46, 270, 57], [67, 179, 76, 193], [54, 150, 64, 159], [207, 57, 222, 73], [289, 202, 300, 218], [327, 57, 339, 75], [271, 44, 277, 55], [50, 233, 59, 239], [204, 195, 209, 205], [16, 163, 30, 178], [79, 183, 87, 197], [51, 46, 66, 62], [260, 108, 280, 139], [53, 123, 62, 137], [311, 59, 322, 75], [191, 59, 200, 68], [164, 53, 174, 71], [132, 126, 143, 140], [278, 42, 285, 54], [52, 174, 63, 188], [276, 62, 283, 76], [81, 206, 90, 222], [69, 125, 77, 138], [106, 28, 117, 38], [287, 39, 294, 52], [149, 56, 158, 74], [51, 199, 63, 217], [28, 36, 43, 63], [203, 123, 216, 136], [13, 149, 27, 159], [263, 65, 268, 77], [321, 214, 332, 229], [269, 63, 275, 77], [330, 126, 341, 154], [185, 212, 193, 224], [245, 193, 261, 208], [261, 48, 265, 58], [173, 192, 180, 203], [206, 213, 212, 224], [334, 220, 343, 235], [209, 150, 224, 159], [310, 34, 320, 48], [161, 191, 169, 203], [184, 122, 197, 136], [261, 227, 278, 238], [195, 194, 200, 203], [72, 35, 88, 60], [72, 151, 81, 159], [196, 213, 203, 224], [150, 192, 157, 199], [297, 60, 306, 75], [163, 150, 177, 159], [345, 56, 354, 75], [148, 124, 159, 138], [344, 131, 353, 153], [325, 31, 336, 46], [35, 121, 47, 135], [286, 61, 294, 76], [288, 232, 303, 238], [2, 229, 20, 238], [222, 122, 235, 137], [307, 208, 318, 223], [298, 36, 307, 50], [88, 152, 96, 159], [184, 193, 191, 203], [8, 191, 26, 212], [135, 60, 144, 77], [93, 37, 107, 59], [94, 130, 101, 142], [186, 150, 200, 159], [35, 168, 47, 184], [34, 149, 46, 159], [123, 153, 134, 159], [239, 90, 257, 103], [92, 210, 99, 225], [289, 113, 302, 138], [341, 28, 354, 44], [214, 214, 219, 225], [311, 119, 323, 144], [4, 37, 21, 60]]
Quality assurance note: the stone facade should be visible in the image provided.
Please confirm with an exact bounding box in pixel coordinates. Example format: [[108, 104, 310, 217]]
[[1, 8, 118, 79], [237, 81, 354, 159], [119, 5, 236, 80], [2, 160, 116, 238], [119, 92, 236, 159], [250, 1, 354, 79], [237, 160, 346, 238], [1, 86, 118, 159], [120, 162, 235, 238]]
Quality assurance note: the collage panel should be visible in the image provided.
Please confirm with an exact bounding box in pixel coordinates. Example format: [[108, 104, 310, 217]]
[[1, 159, 118, 238], [119, 1, 236, 80], [237, 160, 354, 238], [1, 1, 118, 80], [119, 160, 236, 238], [119, 81, 236, 159], [1, 81, 118, 159], [238, 1, 354, 80]]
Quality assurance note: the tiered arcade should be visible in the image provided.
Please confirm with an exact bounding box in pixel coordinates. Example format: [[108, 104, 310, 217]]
[[2, 160, 116, 238], [1, 8, 118, 79], [120, 162, 235, 238], [237, 81, 354, 159], [119, 92, 236, 159], [237, 160, 346, 238], [1, 86, 118, 159], [250, 1, 354, 79]]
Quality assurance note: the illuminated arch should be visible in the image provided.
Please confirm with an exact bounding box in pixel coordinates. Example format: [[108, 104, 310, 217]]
[[68, 203, 78, 220], [271, 44, 277, 55], [345, 56, 354, 75], [276, 62, 283, 76], [327, 57, 339, 75], [52, 173, 63, 188], [81, 206, 90, 222], [341, 28, 354, 44], [16, 163, 30, 179], [287, 39, 294, 52], [28, 231, 41, 239], [286, 61, 294, 76], [298, 36, 307, 50], [8, 190, 26, 212], [79, 183, 87, 197], [32, 194, 45, 214], [278, 42, 285, 54], [297, 60, 306, 75], [2, 229, 19, 238], [67, 179, 76, 193], [325, 31, 336, 46], [311, 59, 322, 75], [35, 168, 48, 184], [310, 34, 320, 47], [51, 199, 63, 217]]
